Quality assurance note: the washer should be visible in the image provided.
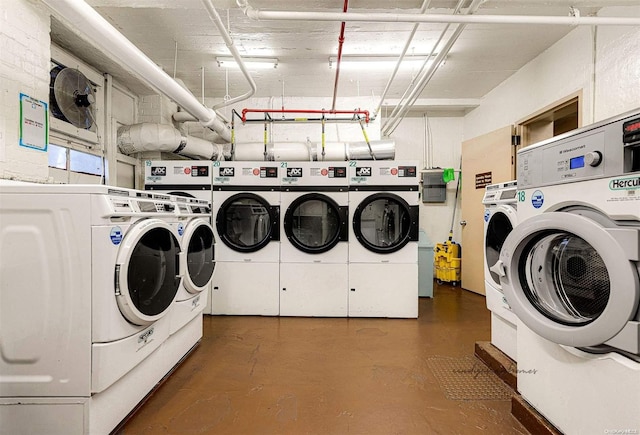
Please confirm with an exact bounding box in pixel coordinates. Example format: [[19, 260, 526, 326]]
[[492, 110, 640, 433], [279, 162, 349, 317], [482, 180, 518, 361], [0, 182, 184, 434], [348, 160, 420, 318], [144, 160, 216, 336], [210, 161, 281, 315]]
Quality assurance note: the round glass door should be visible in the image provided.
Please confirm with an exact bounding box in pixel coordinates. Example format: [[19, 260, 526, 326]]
[[485, 209, 514, 287], [116, 219, 182, 326], [284, 193, 347, 254], [184, 219, 215, 293], [217, 193, 278, 253], [499, 208, 639, 347], [353, 193, 417, 254]]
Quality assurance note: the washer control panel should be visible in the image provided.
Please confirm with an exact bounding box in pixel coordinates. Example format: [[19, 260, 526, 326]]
[[517, 110, 639, 189]]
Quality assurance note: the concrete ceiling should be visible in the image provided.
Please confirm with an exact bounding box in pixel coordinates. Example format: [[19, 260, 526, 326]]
[[49, 0, 637, 111]]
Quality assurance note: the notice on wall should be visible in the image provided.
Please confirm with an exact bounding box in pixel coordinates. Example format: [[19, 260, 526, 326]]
[[19, 93, 48, 152], [475, 171, 492, 189]]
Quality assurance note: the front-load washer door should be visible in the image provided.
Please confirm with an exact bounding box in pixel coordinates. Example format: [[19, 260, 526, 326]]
[[216, 193, 279, 252], [353, 192, 419, 254], [116, 219, 181, 325], [484, 204, 516, 289], [495, 208, 640, 348], [182, 218, 215, 294], [283, 193, 348, 254]]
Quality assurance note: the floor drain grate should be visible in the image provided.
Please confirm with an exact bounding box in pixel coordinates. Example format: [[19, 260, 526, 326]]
[[426, 356, 513, 401]]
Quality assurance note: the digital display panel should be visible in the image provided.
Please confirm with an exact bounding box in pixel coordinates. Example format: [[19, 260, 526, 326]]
[[570, 155, 585, 169]]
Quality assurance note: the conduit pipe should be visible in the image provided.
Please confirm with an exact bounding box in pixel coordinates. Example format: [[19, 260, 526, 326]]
[[201, 0, 257, 110], [331, 0, 349, 111], [383, 0, 482, 136], [235, 1, 640, 26], [117, 123, 224, 161], [381, 0, 464, 131], [373, 0, 431, 119], [43, 0, 231, 144], [241, 108, 370, 123]]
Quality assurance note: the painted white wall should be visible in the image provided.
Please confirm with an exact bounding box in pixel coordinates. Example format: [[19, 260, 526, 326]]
[[0, 0, 51, 182], [389, 115, 464, 246], [594, 6, 640, 120], [465, 5, 640, 139]]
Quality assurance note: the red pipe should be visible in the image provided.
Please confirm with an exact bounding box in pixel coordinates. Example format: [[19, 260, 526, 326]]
[[241, 108, 369, 123], [331, 0, 349, 111]]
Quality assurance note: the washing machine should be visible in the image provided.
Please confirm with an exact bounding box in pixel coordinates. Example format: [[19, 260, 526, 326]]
[[491, 110, 640, 434], [210, 161, 281, 315], [144, 160, 216, 335], [0, 182, 184, 434], [348, 160, 420, 318], [482, 180, 518, 361], [279, 161, 349, 317]]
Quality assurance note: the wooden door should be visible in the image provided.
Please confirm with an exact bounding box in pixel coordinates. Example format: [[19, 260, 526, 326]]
[[460, 126, 513, 295]]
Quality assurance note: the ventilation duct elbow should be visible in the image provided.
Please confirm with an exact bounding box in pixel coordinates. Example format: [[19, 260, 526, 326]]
[[117, 123, 223, 160]]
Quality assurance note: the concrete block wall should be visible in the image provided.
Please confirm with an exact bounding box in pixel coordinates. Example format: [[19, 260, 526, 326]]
[[0, 0, 51, 182]]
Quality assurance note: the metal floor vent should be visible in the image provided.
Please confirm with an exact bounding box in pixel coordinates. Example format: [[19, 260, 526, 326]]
[[426, 356, 513, 401]]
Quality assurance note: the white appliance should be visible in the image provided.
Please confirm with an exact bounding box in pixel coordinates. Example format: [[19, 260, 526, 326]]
[[144, 160, 216, 336], [492, 110, 640, 433], [348, 161, 420, 318], [280, 162, 350, 317], [0, 182, 184, 434], [482, 181, 518, 361], [210, 161, 281, 315]]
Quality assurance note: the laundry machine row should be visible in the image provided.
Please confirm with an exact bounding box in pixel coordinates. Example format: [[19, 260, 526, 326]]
[[492, 109, 640, 433], [179, 160, 420, 318], [0, 183, 213, 434]]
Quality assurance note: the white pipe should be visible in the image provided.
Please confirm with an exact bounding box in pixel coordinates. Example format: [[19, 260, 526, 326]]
[[201, 0, 257, 110], [236, 2, 640, 26], [117, 123, 223, 160], [373, 0, 432, 119], [42, 0, 231, 143], [384, 0, 483, 136]]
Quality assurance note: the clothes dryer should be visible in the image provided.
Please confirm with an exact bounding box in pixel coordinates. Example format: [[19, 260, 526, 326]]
[[492, 110, 640, 433], [144, 161, 215, 335], [482, 181, 518, 361], [349, 161, 420, 318], [280, 162, 349, 316], [210, 161, 281, 315], [0, 182, 184, 434]]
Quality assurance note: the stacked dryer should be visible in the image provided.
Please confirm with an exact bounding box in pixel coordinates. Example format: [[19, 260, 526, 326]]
[[492, 110, 640, 433], [482, 181, 518, 361], [144, 160, 216, 350], [279, 161, 350, 316], [348, 161, 420, 318], [211, 161, 281, 315], [0, 183, 185, 434]]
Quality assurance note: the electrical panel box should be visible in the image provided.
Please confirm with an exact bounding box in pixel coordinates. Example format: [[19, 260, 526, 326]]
[[421, 171, 446, 203]]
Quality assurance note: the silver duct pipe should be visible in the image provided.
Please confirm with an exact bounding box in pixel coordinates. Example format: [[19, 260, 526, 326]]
[[42, 0, 231, 143], [117, 124, 224, 161], [227, 140, 395, 161]]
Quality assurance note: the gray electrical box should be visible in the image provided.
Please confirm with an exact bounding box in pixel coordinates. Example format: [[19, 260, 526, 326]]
[[422, 170, 446, 203]]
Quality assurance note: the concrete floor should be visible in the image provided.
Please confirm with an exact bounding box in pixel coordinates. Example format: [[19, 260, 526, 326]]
[[118, 283, 528, 434]]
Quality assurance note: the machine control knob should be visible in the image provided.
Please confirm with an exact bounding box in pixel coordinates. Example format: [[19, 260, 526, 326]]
[[585, 151, 602, 167]]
